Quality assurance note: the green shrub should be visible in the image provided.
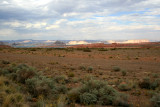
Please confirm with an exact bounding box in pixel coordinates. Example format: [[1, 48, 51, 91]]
[[112, 66, 120, 72], [56, 85, 68, 94], [152, 73, 159, 78], [118, 84, 131, 91], [25, 76, 56, 97], [68, 73, 74, 77], [10, 73, 17, 81], [110, 48, 116, 51], [80, 93, 97, 105], [29, 48, 37, 51], [79, 65, 86, 71], [150, 94, 160, 107], [0, 69, 10, 76], [134, 57, 139, 60], [67, 79, 129, 106], [87, 66, 93, 72], [155, 78, 160, 85], [121, 70, 127, 76], [65, 48, 74, 52], [139, 77, 151, 89], [98, 48, 108, 51], [1, 60, 10, 64], [1, 64, 37, 84], [67, 88, 80, 103], [147, 91, 157, 97], [83, 48, 91, 52], [72, 77, 80, 83], [113, 93, 130, 107], [70, 67, 75, 71], [54, 75, 68, 84], [139, 78, 159, 90], [16, 65, 37, 84], [150, 81, 159, 90]]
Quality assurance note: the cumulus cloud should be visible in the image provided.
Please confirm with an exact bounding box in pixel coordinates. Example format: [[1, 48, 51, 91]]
[[3, 21, 47, 29], [0, 0, 160, 40]]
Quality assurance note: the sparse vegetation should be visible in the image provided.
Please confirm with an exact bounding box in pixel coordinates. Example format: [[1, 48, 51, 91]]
[[25, 75, 57, 97], [54, 75, 68, 84], [118, 83, 131, 91], [112, 66, 121, 72], [67, 79, 129, 106], [83, 48, 92, 52], [87, 66, 93, 72], [1, 60, 10, 64], [139, 77, 159, 90], [98, 48, 108, 51], [121, 70, 127, 76], [79, 65, 86, 71], [150, 94, 160, 107], [0, 47, 160, 107], [68, 72, 75, 77]]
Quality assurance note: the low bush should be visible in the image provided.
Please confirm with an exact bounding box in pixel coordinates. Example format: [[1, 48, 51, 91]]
[[0, 69, 10, 76], [56, 85, 68, 94], [2, 93, 25, 107], [2, 64, 37, 84], [54, 75, 68, 84], [80, 92, 97, 105], [65, 48, 74, 52], [112, 66, 120, 72], [110, 48, 116, 51], [0, 76, 27, 107], [1, 64, 69, 99], [121, 70, 127, 76], [152, 73, 159, 78], [25, 76, 56, 97], [79, 65, 86, 71], [139, 77, 159, 90], [113, 93, 130, 107], [68, 72, 74, 77], [72, 77, 80, 83], [83, 48, 91, 52], [67, 79, 129, 106], [98, 48, 108, 51], [118, 84, 131, 91], [87, 66, 93, 72], [29, 48, 37, 51], [150, 81, 159, 90], [139, 77, 151, 89], [4, 64, 37, 84], [1, 60, 10, 65], [56, 95, 68, 107], [16, 65, 37, 84], [150, 94, 160, 107]]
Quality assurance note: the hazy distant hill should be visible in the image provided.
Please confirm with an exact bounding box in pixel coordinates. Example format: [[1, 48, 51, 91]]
[[0, 41, 12, 48], [0, 41, 5, 45], [0, 39, 157, 48]]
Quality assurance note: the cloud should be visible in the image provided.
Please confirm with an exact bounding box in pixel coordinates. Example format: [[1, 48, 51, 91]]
[[2, 1, 9, 5], [46, 25, 59, 30], [0, 29, 16, 35], [3, 21, 47, 29], [0, 0, 160, 40]]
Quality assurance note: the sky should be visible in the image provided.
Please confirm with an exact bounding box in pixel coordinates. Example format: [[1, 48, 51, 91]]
[[0, 0, 160, 40]]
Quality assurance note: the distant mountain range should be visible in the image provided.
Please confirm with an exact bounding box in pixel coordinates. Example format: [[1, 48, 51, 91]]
[[0, 39, 159, 48]]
